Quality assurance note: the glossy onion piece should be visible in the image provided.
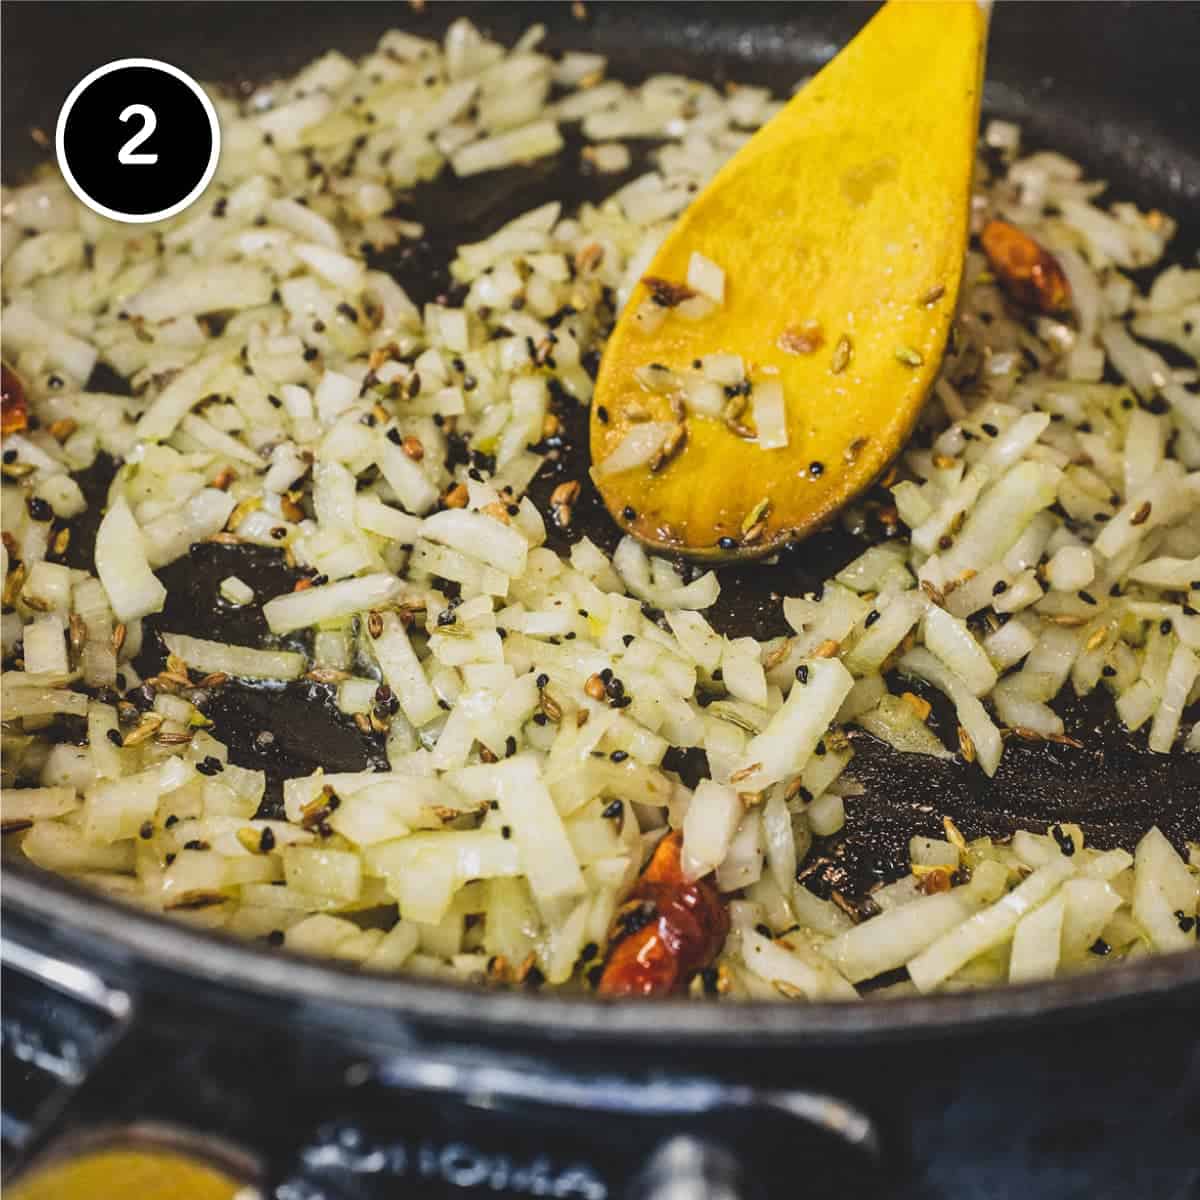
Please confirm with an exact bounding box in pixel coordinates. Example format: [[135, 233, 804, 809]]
[[980, 219, 1072, 314], [597, 831, 729, 997]]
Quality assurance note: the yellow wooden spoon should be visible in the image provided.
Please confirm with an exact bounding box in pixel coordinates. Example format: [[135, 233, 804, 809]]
[[590, 0, 989, 560]]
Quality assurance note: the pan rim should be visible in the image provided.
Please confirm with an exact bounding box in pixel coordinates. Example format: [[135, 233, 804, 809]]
[[6, 862, 1198, 1047], [2, 0, 1198, 1049]]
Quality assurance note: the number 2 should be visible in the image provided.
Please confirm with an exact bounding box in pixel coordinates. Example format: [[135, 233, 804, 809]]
[[118, 104, 158, 165]]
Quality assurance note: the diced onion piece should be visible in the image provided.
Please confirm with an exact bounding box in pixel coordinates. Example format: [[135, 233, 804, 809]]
[[1059, 878, 1122, 961], [807, 792, 844, 837], [907, 858, 1074, 992], [262, 573, 401, 635], [2, 786, 79, 825], [23, 614, 68, 676], [421, 509, 529, 576], [741, 928, 858, 1001], [1132, 826, 1198, 952], [366, 831, 523, 924], [451, 120, 563, 177], [81, 765, 166, 844], [282, 845, 362, 903], [162, 632, 305, 681], [681, 779, 742, 880], [219, 576, 255, 606], [1008, 892, 1066, 983], [612, 536, 719, 610], [824, 890, 974, 984], [376, 433, 440, 515], [686, 251, 725, 305], [466, 755, 585, 909], [922, 606, 998, 697], [751, 379, 788, 450], [899, 647, 1003, 775], [1045, 545, 1095, 592], [370, 611, 441, 728], [135, 352, 228, 442], [95, 496, 166, 623], [593, 422, 674, 477], [1148, 645, 1199, 754], [730, 659, 853, 791]]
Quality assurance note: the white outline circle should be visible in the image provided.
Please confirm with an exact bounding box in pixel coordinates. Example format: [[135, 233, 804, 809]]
[[55, 57, 221, 225]]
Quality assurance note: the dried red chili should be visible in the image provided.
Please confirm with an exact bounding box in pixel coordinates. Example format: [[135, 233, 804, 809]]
[[597, 830, 729, 997], [980, 219, 1071, 314]]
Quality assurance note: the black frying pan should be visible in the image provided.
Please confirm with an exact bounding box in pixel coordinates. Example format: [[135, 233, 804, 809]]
[[2, 4, 1200, 1196]]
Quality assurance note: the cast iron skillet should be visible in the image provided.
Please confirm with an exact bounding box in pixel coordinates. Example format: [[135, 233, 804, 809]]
[[2, 1, 1199, 1049]]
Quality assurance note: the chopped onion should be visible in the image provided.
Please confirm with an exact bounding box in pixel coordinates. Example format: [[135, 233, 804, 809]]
[[593, 422, 674, 477], [750, 379, 788, 450], [95, 496, 166, 623]]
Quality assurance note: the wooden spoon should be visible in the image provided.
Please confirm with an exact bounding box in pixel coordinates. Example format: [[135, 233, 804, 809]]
[[589, 0, 989, 561]]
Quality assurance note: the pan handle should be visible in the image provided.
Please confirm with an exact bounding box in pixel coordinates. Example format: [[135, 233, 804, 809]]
[[0, 937, 137, 1177]]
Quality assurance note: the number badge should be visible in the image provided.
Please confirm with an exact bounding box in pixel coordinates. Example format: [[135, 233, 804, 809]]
[[55, 57, 220, 224]]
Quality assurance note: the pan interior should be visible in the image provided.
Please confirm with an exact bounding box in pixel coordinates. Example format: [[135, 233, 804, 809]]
[[2, 1, 1197, 1030]]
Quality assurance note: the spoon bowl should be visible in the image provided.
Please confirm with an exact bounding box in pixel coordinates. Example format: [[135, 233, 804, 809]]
[[589, 0, 989, 560]]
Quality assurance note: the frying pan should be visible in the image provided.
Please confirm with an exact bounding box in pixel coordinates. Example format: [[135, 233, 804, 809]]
[[2, 4, 1199, 1198]]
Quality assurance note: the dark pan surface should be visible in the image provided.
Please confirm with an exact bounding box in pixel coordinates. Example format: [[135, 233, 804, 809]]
[[3, 2, 1199, 1032]]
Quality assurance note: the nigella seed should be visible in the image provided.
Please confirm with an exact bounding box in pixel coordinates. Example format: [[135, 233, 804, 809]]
[[622, 506, 637, 521], [809, 461, 824, 477], [718, 536, 737, 551], [505, 736, 517, 757], [865, 610, 881, 627], [609, 750, 628, 763], [501, 825, 512, 839], [27, 497, 53, 521], [602, 799, 623, 819], [106, 728, 123, 746], [386, 427, 403, 446], [1050, 824, 1075, 856], [139, 821, 154, 840], [795, 665, 809, 685], [1089, 938, 1111, 956], [260, 827, 276, 852], [992, 580, 1008, 595]]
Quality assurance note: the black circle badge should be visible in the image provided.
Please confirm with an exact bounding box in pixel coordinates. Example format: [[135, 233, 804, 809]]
[[56, 58, 220, 224]]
